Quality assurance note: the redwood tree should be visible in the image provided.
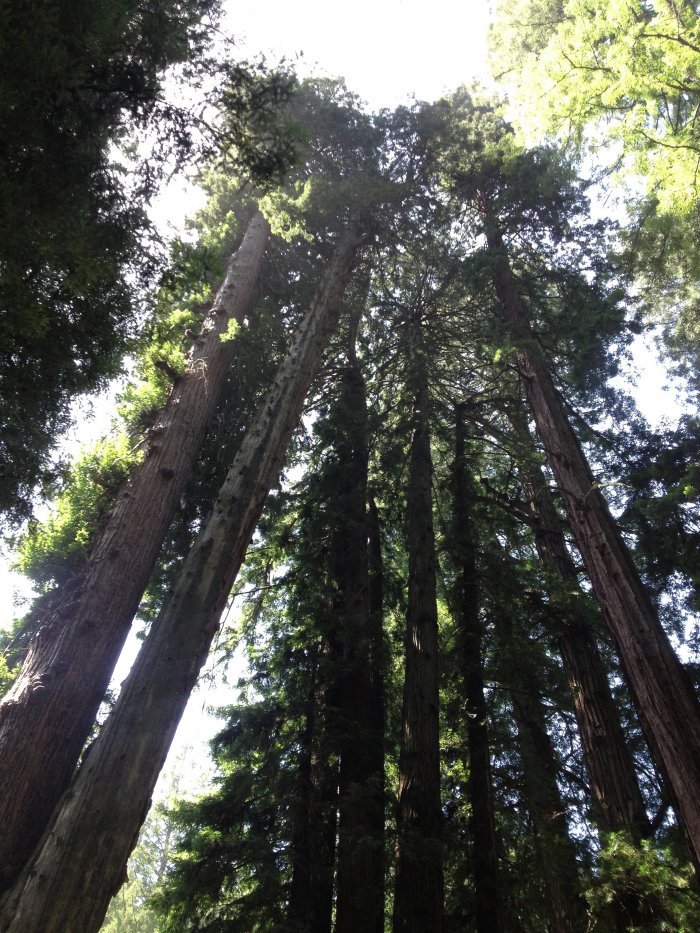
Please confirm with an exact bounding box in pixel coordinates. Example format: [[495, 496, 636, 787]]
[[451, 404, 504, 933], [393, 306, 444, 933], [0, 208, 270, 889], [0, 222, 371, 933], [430, 93, 700, 871], [508, 403, 651, 843]]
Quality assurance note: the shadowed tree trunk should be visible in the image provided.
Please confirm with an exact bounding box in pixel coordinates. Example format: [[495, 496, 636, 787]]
[[393, 309, 444, 933], [480, 199, 700, 871], [510, 684, 587, 933], [0, 222, 370, 933], [288, 693, 316, 928], [452, 404, 504, 933], [309, 738, 339, 933], [289, 658, 340, 933], [0, 209, 271, 889], [334, 355, 386, 933], [508, 405, 651, 843]]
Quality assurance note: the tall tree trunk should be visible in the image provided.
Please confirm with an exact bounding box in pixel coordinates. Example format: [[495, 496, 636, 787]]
[[480, 201, 700, 870], [289, 664, 339, 933], [335, 361, 386, 933], [393, 311, 444, 933], [0, 223, 370, 933], [288, 691, 316, 928], [510, 685, 587, 933], [0, 210, 271, 889], [309, 743, 339, 933], [509, 406, 651, 842], [452, 405, 504, 933]]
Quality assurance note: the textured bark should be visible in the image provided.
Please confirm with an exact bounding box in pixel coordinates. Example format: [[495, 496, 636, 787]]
[[481, 202, 700, 871], [0, 210, 271, 888], [512, 419, 651, 843], [335, 365, 386, 933], [453, 406, 504, 933], [393, 312, 444, 933], [510, 687, 587, 933], [1, 224, 369, 933]]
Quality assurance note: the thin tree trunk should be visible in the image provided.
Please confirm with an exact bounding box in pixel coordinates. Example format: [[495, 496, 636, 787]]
[[480, 201, 700, 871], [0, 223, 369, 933], [335, 361, 386, 933], [511, 416, 651, 843], [510, 686, 587, 933], [393, 311, 444, 933], [0, 210, 271, 889], [288, 692, 316, 927], [309, 744, 338, 933], [452, 405, 504, 933]]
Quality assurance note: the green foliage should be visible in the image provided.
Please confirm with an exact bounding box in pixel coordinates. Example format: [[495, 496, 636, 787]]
[[588, 834, 700, 932], [490, 0, 700, 213], [0, 0, 303, 522], [10, 78, 700, 929], [488, 0, 700, 362], [101, 766, 190, 933], [0, 0, 220, 522], [13, 437, 144, 593], [0, 654, 18, 699]]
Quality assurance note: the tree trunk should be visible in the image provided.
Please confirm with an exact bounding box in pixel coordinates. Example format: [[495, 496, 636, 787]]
[[288, 693, 315, 928], [510, 685, 587, 933], [481, 203, 700, 871], [0, 223, 369, 933], [393, 311, 444, 933], [509, 406, 651, 842], [452, 405, 504, 933], [0, 210, 271, 889], [309, 743, 339, 933], [335, 363, 386, 933]]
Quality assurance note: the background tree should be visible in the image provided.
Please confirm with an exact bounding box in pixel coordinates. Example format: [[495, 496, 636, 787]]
[[0, 0, 298, 520]]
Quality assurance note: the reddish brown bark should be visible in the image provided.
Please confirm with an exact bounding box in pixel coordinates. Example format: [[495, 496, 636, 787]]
[[515, 437, 651, 843], [452, 406, 504, 933], [334, 363, 386, 933], [0, 224, 370, 933], [393, 312, 444, 933], [481, 204, 700, 872], [0, 210, 271, 889]]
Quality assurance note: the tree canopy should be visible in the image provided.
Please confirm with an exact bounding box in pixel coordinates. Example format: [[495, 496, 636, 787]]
[[2, 25, 700, 933]]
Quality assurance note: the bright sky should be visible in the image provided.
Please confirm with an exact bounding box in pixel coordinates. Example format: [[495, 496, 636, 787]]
[[226, 0, 492, 110], [0, 0, 692, 795]]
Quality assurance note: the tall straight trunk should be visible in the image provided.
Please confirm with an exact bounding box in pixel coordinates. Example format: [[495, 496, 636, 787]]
[[393, 312, 444, 933], [288, 694, 316, 927], [480, 201, 700, 870], [510, 686, 586, 933], [289, 665, 339, 933], [335, 363, 386, 933], [309, 746, 339, 933], [0, 209, 271, 888], [510, 411, 651, 842], [452, 405, 504, 933], [0, 223, 369, 933]]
